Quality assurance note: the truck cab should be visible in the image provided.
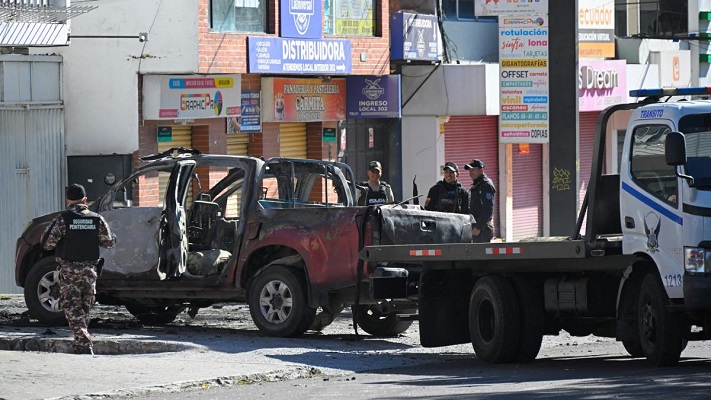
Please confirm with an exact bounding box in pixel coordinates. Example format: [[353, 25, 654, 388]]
[[619, 92, 711, 308]]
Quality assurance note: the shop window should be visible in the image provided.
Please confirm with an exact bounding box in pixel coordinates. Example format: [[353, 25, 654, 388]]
[[639, 0, 687, 37], [324, 0, 376, 36], [630, 125, 678, 207], [442, 0, 476, 20], [211, 0, 267, 33]]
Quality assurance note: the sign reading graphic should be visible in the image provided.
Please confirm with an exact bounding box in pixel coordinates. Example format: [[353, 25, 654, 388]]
[[143, 75, 242, 120], [248, 37, 352, 75], [281, 0, 322, 38], [391, 12, 439, 61], [578, 60, 626, 112], [262, 77, 346, 122], [346, 75, 401, 118], [498, 16, 549, 144], [476, 0, 547, 17]]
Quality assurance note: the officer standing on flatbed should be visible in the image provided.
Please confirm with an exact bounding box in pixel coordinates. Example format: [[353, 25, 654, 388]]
[[41, 184, 116, 355]]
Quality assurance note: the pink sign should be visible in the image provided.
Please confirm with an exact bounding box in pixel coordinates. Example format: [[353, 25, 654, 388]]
[[578, 60, 626, 112]]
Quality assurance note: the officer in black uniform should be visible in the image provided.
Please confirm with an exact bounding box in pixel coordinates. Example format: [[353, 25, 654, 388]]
[[465, 159, 496, 242], [41, 184, 116, 354], [424, 162, 470, 214], [358, 161, 394, 206]]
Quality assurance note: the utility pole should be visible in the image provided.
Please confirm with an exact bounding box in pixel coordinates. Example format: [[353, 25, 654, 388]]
[[547, 0, 579, 236]]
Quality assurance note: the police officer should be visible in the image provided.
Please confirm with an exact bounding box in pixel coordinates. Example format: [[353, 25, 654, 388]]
[[358, 161, 394, 206], [465, 159, 496, 243], [41, 184, 116, 355], [424, 162, 470, 214]]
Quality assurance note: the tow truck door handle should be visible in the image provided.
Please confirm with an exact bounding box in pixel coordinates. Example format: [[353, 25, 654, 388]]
[[624, 216, 635, 229]]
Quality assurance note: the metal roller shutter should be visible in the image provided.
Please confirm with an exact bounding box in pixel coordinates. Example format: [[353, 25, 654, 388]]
[[227, 133, 249, 156], [512, 143, 542, 239], [444, 116, 500, 237], [158, 126, 192, 206], [578, 112, 600, 230], [280, 123, 307, 159]]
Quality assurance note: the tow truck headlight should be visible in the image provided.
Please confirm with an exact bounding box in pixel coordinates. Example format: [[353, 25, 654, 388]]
[[684, 247, 707, 274]]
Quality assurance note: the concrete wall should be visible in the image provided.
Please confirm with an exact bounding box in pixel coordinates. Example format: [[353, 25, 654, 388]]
[[401, 116, 443, 203], [31, 0, 199, 156]]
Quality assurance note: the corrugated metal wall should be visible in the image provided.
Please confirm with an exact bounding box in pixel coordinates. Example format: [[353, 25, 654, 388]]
[[158, 126, 192, 207], [578, 112, 600, 232], [443, 116, 500, 237], [512, 143, 543, 239], [1, 106, 65, 294], [279, 123, 307, 158]]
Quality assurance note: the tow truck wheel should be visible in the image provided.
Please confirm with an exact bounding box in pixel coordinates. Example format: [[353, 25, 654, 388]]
[[125, 304, 183, 325], [353, 303, 413, 337], [622, 340, 645, 358], [248, 265, 316, 337], [512, 278, 544, 362], [636, 274, 684, 366], [469, 276, 521, 363], [23, 257, 66, 325]]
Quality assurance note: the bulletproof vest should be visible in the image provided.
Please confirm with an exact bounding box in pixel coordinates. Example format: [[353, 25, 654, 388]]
[[360, 181, 388, 206], [56, 210, 102, 262]]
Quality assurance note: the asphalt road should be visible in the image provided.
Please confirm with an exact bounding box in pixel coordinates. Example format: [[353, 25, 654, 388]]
[[2, 294, 711, 400]]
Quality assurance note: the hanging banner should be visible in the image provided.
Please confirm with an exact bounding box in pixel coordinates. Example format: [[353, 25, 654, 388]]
[[498, 16, 549, 144], [262, 77, 346, 122], [142, 75, 241, 120], [578, 60, 626, 112], [346, 75, 401, 118]]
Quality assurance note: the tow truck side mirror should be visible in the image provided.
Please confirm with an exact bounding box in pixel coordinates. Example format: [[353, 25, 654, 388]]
[[665, 131, 686, 166]]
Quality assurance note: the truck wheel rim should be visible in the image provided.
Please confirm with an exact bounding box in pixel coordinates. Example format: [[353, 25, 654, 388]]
[[641, 298, 657, 343], [259, 280, 293, 324], [37, 270, 62, 312]]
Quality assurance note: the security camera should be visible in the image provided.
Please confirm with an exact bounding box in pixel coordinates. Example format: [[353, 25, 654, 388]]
[[138, 32, 148, 42]]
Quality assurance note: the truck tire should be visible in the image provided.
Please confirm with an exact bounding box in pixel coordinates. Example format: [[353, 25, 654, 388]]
[[512, 278, 544, 362], [469, 276, 521, 363], [353, 304, 413, 337], [248, 265, 316, 337], [125, 304, 183, 325], [622, 340, 645, 358], [637, 274, 684, 366], [23, 257, 66, 325]]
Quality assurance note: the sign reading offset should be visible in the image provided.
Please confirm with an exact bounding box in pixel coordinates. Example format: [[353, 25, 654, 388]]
[[498, 16, 549, 144]]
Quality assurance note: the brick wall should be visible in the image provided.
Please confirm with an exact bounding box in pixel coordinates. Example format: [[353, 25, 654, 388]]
[[197, 0, 390, 75]]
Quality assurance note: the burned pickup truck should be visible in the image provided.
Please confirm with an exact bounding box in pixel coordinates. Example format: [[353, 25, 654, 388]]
[[15, 149, 472, 337]]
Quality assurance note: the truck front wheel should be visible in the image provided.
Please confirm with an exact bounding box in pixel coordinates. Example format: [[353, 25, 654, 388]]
[[637, 274, 685, 366], [353, 303, 413, 337], [23, 257, 66, 325], [469, 276, 521, 363], [248, 265, 316, 337]]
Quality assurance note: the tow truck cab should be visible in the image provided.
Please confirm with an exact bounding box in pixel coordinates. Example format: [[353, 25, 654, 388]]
[[619, 88, 711, 308]]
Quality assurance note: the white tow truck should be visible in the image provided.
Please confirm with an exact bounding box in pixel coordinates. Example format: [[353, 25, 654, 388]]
[[360, 87, 711, 366]]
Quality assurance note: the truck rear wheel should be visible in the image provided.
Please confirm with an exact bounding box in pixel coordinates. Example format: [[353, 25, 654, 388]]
[[512, 278, 544, 362], [469, 276, 521, 363], [637, 274, 684, 366], [353, 303, 413, 337], [23, 257, 66, 325], [248, 265, 316, 337]]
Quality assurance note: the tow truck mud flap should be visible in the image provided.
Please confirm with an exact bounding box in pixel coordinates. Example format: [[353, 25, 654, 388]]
[[419, 268, 471, 347], [378, 208, 473, 245]]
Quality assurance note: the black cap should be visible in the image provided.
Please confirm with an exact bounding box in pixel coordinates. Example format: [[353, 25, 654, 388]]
[[442, 162, 459, 173], [464, 159, 485, 170], [368, 161, 382, 172], [66, 184, 86, 201]]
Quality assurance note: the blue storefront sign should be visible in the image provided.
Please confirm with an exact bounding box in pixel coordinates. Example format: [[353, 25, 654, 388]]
[[281, 0, 322, 38], [390, 12, 440, 61], [248, 37, 352, 75], [346, 75, 401, 118]]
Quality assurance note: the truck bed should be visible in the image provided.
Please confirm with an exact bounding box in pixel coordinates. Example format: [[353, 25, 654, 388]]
[[361, 235, 637, 274]]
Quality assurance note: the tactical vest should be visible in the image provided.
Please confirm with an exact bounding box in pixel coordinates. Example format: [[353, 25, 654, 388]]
[[56, 210, 102, 262], [359, 181, 388, 206]]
